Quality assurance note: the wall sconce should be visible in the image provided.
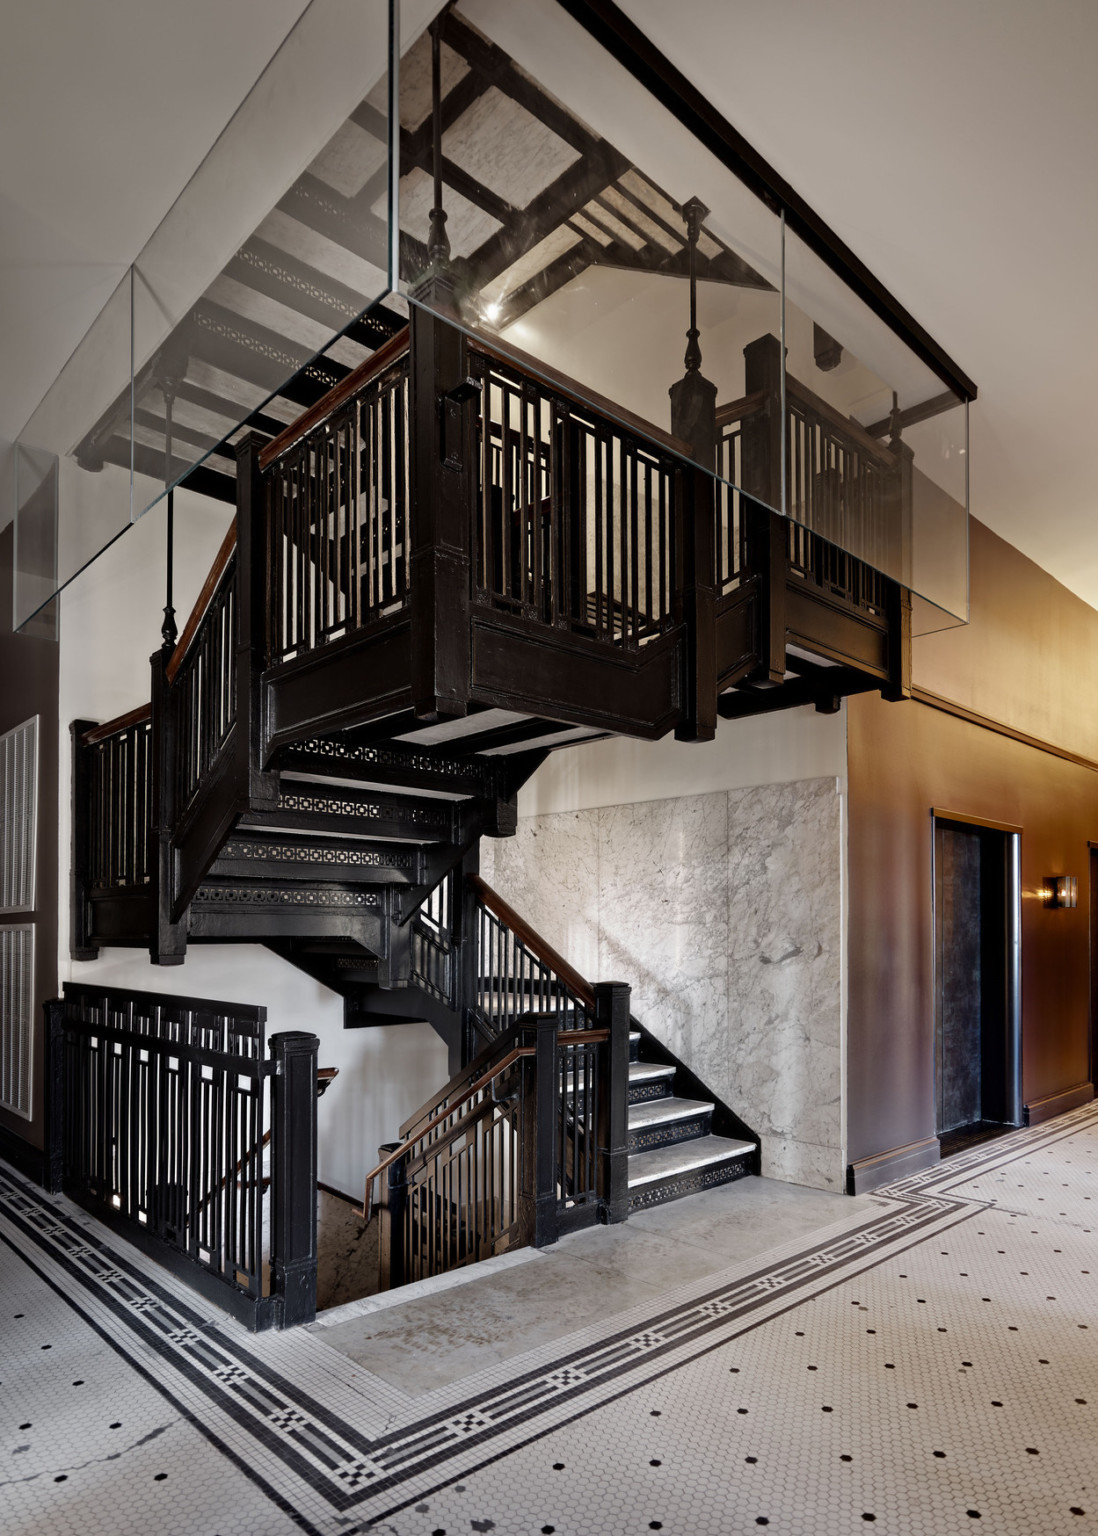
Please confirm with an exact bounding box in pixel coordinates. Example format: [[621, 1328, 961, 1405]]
[[1042, 875, 1078, 909]]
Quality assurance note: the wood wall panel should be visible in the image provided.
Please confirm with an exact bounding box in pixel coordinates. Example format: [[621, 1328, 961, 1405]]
[[847, 691, 1096, 1167]]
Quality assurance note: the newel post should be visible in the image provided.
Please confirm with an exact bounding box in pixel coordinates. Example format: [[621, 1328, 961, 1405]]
[[742, 333, 787, 684], [69, 721, 98, 961], [376, 1140, 409, 1291], [520, 1013, 560, 1248], [44, 999, 66, 1194], [234, 432, 276, 803], [595, 982, 631, 1224], [269, 1030, 319, 1327], [149, 650, 186, 964], [407, 299, 474, 722]]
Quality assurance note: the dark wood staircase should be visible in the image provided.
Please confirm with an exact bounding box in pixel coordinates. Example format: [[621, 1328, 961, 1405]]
[[626, 1031, 755, 1210]]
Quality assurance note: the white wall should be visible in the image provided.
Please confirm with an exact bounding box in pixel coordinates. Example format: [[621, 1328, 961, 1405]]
[[56, 490, 448, 1198]]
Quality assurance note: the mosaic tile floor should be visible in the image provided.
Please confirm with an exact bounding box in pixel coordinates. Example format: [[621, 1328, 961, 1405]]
[[2, 1103, 1097, 1535]]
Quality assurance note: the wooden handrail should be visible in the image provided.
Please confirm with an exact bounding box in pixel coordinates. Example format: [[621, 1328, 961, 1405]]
[[258, 326, 411, 471], [467, 873, 597, 1009], [165, 518, 237, 685], [360, 1026, 608, 1218], [715, 388, 769, 431], [80, 703, 151, 747], [468, 334, 694, 461]]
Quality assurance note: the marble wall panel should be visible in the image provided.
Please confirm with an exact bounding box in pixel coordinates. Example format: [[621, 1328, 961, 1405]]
[[726, 778, 843, 1189], [481, 776, 844, 1193], [479, 810, 600, 981], [596, 793, 730, 1095]]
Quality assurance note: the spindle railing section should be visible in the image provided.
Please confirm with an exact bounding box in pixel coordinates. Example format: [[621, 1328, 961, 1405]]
[[170, 549, 238, 810], [366, 877, 630, 1290], [264, 340, 411, 665], [46, 983, 320, 1329], [470, 342, 679, 649], [82, 710, 153, 892]]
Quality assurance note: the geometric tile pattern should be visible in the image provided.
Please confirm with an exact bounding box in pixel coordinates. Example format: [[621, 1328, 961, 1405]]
[[2, 1101, 1097, 1534]]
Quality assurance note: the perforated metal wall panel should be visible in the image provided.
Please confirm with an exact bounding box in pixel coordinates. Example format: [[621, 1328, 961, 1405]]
[[0, 717, 37, 914], [0, 924, 33, 1117]]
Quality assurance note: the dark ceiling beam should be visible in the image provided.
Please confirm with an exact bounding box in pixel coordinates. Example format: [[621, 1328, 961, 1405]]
[[557, 0, 977, 402], [718, 665, 878, 719]]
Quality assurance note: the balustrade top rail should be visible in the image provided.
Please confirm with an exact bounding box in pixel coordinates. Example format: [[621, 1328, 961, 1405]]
[[80, 703, 152, 747], [258, 328, 411, 471], [165, 518, 238, 686]]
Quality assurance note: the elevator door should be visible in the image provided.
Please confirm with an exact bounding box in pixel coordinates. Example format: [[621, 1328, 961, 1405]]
[[934, 820, 1012, 1137]]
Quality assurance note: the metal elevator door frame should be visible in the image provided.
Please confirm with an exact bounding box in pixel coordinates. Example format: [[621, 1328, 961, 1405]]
[[931, 810, 1022, 1132]]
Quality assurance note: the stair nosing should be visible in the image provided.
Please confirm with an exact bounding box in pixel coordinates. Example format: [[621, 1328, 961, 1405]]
[[627, 1135, 756, 1188]]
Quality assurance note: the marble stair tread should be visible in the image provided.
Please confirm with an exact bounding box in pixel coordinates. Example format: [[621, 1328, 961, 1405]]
[[628, 1095, 713, 1130], [627, 1134, 756, 1188], [628, 1062, 676, 1086]]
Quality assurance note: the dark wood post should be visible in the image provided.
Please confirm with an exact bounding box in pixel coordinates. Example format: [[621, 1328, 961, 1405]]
[[520, 1013, 560, 1248], [269, 1030, 319, 1327], [375, 1139, 408, 1291], [452, 848, 482, 1073], [673, 464, 717, 743], [742, 334, 787, 684], [69, 721, 98, 961], [594, 982, 631, 1224], [234, 432, 278, 808], [883, 583, 913, 702], [407, 301, 474, 722], [149, 650, 186, 964], [44, 999, 66, 1194]]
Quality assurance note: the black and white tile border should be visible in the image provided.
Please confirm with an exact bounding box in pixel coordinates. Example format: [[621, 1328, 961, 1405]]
[[3, 1102, 1096, 1531]]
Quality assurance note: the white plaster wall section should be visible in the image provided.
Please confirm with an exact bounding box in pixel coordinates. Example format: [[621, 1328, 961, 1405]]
[[596, 793, 729, 1094], [726, 777, 843, 1189]]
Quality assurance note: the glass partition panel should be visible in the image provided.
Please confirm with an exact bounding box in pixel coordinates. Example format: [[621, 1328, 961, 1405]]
[[14, 0, 397, 629], [397, 0, 784, 515], [13, 273, 133, 630], [130, 0, 395, 523], [783, 226, 969, 630]]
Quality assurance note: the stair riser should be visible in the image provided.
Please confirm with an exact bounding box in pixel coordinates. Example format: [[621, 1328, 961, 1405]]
[[628, 1151, 754, 1211], [627, 1078, 674, 1106], [627, 1111, 712, 1154]]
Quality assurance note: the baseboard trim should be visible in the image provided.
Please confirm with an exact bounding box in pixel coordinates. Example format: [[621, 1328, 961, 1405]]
[[846, 1135, 940, 1195], [0, 1124, 47, 1186], [1024, 1081, 1094, 1126]]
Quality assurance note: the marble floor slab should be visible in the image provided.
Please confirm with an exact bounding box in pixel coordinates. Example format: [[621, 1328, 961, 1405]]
[[2, 1104, 1097, 1535]]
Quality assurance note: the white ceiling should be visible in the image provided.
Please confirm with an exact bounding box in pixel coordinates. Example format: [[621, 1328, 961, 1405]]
[[3, 0, 1098, 609]]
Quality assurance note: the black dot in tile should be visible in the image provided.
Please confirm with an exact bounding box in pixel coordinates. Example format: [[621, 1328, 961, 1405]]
[[109, 1421, 121, 1429], [938, 1327, 948, 1332], [962, 1362, 973, 1368], [967, 1512, 981, 1520], [1075, 1398, 1087, 1405], [863, 1515, 876, 1523], [907, 1403, 918, 1410], [745, 1457, 757, 1464], [841, 1455, 853, 1463], [729, 1367, 740, 1373], [884, 1363, 895, 1370], [18, 1422, 30, 1430], [822, 1406, 833, 1413], [650, 1459, 661, 1467], [1039, 1359, 1049, 1365], [649, 1524, 663, 1532], [1026, 1448, 1039, 1455], [54, 1475, 66, 1484], [650, 1410, 661, 1417], [1071, 1508, 1085, 1516], [432, 1528, 445, 1535], [933, 1451, 946, 1459], [39, 1344, 51, 1351], [867, 1329, 876, 1334], [542, 1527, 555, 1534], [71, 1381, 83, 1387], [807, 1365, 818, 1371], [991, 1401, 1003, 1408], [552, 1463, 565, 1471], [13, 1313, 23, 1319], [737, 1408, 749, 1415], [154, 1472, 167, 1481]]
